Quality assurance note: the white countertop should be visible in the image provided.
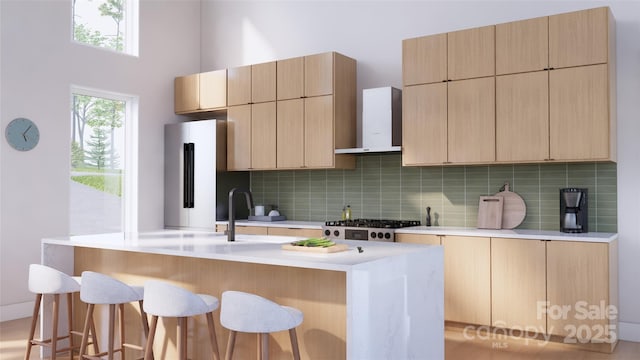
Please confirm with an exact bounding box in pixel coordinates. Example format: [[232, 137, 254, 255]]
[[219, 220, 617, 243], [217, 220, 322, 229], [395, 226, 617, 243], [43, 230, 437, 272]]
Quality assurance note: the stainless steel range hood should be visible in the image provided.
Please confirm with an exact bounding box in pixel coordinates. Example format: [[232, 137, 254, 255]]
[[335, 87, 402, 154]]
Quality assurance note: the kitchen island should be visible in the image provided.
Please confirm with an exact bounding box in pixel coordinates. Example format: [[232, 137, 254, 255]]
[[42, 230, 444, 359]]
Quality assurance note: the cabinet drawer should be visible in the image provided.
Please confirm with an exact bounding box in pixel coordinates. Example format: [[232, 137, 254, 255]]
[[267, 227, 323, 238], [395, 233, 441, 245]]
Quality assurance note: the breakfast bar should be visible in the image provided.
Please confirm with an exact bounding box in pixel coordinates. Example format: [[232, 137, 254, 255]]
[[42, 230, 444, 359]]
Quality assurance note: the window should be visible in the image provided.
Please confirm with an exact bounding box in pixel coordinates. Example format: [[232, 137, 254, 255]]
[[72, 0, 139, 56], [70, 87, 138, 234]]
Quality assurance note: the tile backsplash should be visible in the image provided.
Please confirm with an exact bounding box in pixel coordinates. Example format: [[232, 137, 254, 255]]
[[250, 154, 617, 232]]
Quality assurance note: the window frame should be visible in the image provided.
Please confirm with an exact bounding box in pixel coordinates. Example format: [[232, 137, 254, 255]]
[[70, 85, 139, 233], [71, 0, 140, 57]]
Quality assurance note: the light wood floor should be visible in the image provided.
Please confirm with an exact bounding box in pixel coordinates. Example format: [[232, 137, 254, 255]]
[[1, 317, 639, 359]]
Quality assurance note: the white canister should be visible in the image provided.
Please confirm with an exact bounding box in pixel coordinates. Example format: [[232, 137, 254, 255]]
[[254, 205, 265, 216]]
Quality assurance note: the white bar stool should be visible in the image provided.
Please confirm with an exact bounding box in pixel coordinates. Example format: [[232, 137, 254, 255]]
[[142, 280, 221, 360], [220, 291, 303, 360], [25, 264, 97, 360], [78, 271, 151, 360]]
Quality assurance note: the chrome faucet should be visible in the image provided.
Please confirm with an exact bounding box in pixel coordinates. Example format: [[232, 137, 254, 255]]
[[227, 187, 254, 242]]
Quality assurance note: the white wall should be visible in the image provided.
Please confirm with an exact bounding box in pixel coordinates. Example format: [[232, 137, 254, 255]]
[[0, 0, 201, 320], [200, 0, 640, 341]]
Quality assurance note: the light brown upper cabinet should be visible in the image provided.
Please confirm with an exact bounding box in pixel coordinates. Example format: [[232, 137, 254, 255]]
[[550, 64, 612, 161], [227, 65, 252, 106], [403, 77, 495, 166], [402, 83, 447, 166], [226, 105, 252, 171], [496, 16, 549, 75], [305, 52, 334, 97], [251, 62, 276, 103], [277, 57, 304, 100], [304, 95, 335, 168], [402, 33, 447, 86], [402, 26, 494, 86], [497, 7, 612, 74], [227, 101, 276, 171], [404, 6, 616, 167], [174, 69, 227, 114], [275, 52, 356, 170], [496, 71, 550, 162], [176, 52, 356, 170], [276, 99, 304, 168], [447, 25, 495, 81], [175, 73, 199, 113], [549, 7, 612, 69], [227, 62, 276, 106], [447, 77, 495, 164], [251, 102, 277, 170]]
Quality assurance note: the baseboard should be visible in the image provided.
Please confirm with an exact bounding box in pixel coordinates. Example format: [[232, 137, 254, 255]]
[[0, 301, 34, 322], [619, 321, 640, 342]]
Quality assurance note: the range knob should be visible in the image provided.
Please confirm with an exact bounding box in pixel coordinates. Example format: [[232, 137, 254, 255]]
[[324, 229, 331, 236], [377, 232, 384, 239], [334, 230, 340, 237], [384, 232, 391, 240], [371, 232, 377, 239]]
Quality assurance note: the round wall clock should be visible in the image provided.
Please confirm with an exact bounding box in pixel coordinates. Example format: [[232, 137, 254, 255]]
[[5, 117, 40, 151]]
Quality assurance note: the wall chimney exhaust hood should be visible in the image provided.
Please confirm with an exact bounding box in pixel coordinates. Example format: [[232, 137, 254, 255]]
[[335, 87, 402, 154]]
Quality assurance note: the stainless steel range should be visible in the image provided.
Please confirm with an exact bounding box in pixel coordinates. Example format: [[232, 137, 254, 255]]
[[322, 219, 421, 242]]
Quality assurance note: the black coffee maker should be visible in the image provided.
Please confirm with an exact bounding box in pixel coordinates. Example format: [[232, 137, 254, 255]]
[[560, 188, 588, 233]]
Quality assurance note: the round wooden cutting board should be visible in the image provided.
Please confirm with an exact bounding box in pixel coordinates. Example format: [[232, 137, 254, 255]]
[[494, 183, 526, 229]]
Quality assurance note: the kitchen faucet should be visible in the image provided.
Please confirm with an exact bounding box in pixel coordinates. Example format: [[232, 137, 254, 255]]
[[227, 187, 254, 242]]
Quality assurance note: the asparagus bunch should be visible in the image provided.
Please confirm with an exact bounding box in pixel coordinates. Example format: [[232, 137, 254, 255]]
[[291, 237, 335, 247]]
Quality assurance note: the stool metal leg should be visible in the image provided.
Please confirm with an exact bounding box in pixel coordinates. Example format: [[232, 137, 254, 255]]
[[205, 312, 220, 360], [224, 331, 237, 360], [24, 293, 42, 360]]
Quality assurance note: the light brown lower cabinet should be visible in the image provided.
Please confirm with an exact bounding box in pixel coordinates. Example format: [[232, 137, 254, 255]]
[[399, 233, 617, 352], [546, 240, 618, 351], [267, 227, 323, 238], [395, 233, 441, 245], [216, 224, 322, 238], [443, 236, 491, 325], [491, 237, 546, 330], [235, 225, 269, 235]]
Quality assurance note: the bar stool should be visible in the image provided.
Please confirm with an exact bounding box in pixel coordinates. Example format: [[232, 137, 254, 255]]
[[78, 271, 152, 360], [142, 280, 221, 360], [24, 264, 97, 360], [220, 291, 303, 360]]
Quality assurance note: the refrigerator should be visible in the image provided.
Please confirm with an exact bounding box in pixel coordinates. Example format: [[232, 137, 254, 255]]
[[164, 119, 249, 230]]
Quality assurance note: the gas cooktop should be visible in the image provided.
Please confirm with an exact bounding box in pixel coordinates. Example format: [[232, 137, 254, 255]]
[[325, 219, 421, 228], [322, 219, 421, 242]]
